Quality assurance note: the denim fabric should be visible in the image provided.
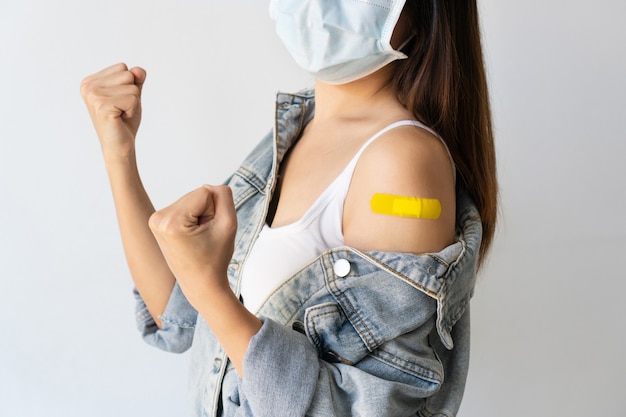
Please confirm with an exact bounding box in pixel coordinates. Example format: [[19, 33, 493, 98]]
[[134, 89, 482, 417]]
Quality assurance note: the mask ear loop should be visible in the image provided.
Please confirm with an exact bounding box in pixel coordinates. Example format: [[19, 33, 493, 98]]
[[395, 33, 415, 53]]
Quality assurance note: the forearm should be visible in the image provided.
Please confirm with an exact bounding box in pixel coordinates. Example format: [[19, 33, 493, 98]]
[[146, 184, 259, 371], [105, 152, 175, 328], [81, 64, 173, 324], [188, 280, 262, 377]]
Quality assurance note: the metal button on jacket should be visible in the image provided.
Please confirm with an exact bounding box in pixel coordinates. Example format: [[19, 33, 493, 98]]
[[333, 259, 351, 277]]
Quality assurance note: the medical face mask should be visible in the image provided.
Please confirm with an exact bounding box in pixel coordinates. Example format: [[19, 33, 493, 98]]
[[269, 0, 408, 85]]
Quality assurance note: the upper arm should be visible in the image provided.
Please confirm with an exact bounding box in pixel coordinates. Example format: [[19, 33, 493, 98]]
[[343, 125, 456, 254]]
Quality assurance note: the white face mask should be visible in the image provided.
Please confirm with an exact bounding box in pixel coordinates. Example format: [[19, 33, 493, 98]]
[[269, 0, 408, 85]]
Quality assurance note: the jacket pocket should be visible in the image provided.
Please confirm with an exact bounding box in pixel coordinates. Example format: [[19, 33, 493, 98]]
[[305, 302, 369, 365], [304, 301, 444, 393], [304, 303, 443, 397]]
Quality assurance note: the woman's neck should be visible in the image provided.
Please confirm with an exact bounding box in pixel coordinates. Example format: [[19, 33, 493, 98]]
[[312, 65, 399, 123]]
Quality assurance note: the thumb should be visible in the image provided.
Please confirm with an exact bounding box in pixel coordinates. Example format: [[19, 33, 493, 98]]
[[129, 66, 147, 93], [203, 185, 237, 228], [179, 187, 215, 228]]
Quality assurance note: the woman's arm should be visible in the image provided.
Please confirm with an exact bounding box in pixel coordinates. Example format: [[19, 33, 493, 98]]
[[147, 185, 262, 375], [81, 63, 176, 328], [343, 124, 457, 254], [105, 156, 176, 329]]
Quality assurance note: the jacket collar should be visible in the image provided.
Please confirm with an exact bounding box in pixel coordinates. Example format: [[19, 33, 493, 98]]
[[274, 89, 316, 165]]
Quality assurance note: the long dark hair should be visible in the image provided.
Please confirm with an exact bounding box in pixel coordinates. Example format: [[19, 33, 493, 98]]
[[393, 0, 497, 267]]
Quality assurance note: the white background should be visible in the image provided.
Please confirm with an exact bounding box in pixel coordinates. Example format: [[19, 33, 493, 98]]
[[1, 1, 624, 416]]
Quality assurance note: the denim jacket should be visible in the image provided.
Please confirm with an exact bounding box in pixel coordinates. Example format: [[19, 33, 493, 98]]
[[134, 90, 482, 417]]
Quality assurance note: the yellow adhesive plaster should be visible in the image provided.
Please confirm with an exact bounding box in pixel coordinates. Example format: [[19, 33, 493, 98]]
[[370, 193, 442, 220]]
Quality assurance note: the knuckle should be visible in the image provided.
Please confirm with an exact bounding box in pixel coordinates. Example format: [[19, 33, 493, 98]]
[[83, 86, 105, 109], [92, 97, 108, 114], [91, 97, 104, 112], [148, 212, 162, 231], [120, 70, 135, 85], [128, 94, 140, 107], [79, 79, 93, 99], [150, 212, 180, 236], [79, 81, 87, 97]]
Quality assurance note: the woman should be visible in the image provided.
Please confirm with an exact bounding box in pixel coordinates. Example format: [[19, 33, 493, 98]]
[[80, 0, 496, 416]]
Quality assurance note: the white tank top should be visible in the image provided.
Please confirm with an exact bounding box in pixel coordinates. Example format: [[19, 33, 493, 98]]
[[239, 120, 453, 313]]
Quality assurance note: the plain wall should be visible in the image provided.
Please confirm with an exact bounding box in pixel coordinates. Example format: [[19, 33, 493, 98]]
[[1, 1, 624, 416]]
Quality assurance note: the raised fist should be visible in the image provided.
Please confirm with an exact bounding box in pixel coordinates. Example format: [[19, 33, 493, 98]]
[[80, 63, 147, 160]]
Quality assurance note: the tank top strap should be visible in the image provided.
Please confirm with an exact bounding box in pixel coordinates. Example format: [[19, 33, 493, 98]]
[[337, 120, 456, 190]]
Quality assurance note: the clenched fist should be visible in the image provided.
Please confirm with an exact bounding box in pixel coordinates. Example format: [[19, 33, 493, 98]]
[[80, 63, 146, 161], [148, 185, 238, 307]]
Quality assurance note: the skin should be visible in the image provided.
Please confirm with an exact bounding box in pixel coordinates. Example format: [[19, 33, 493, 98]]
[[80, 64, 176, 329], [80, 12, 455, 379]]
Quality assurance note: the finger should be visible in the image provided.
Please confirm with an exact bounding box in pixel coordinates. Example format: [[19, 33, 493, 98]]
[[204, 185, 237, 229], [96, 69, 137, 88], [118, 95, 141, 120], [193, 187, 216, 226], [92, 93, 140, 120], [93, 84, 140, 98], [82, 62, 129, 85], [129, 67, 147, 93], [88, 62, 128, 78], [91, 84, 141, 119], [98, 62, 129, 76], [82, 70, 136, 101], [170, 187, 216, 229], [150, 188, 213, 235]]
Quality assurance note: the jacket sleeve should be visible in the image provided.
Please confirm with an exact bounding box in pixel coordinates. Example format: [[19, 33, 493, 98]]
[[238, 313, 443, 417], [228, 188, 479, 417], [230, 244, 465, 417], [133, 282, 197, 353]]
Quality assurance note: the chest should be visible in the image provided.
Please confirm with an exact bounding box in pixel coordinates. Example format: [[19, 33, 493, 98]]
[[269, 122, 375, 227]]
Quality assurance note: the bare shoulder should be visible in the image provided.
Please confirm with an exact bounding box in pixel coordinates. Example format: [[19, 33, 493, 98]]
[[343, 125, 457, 254]]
